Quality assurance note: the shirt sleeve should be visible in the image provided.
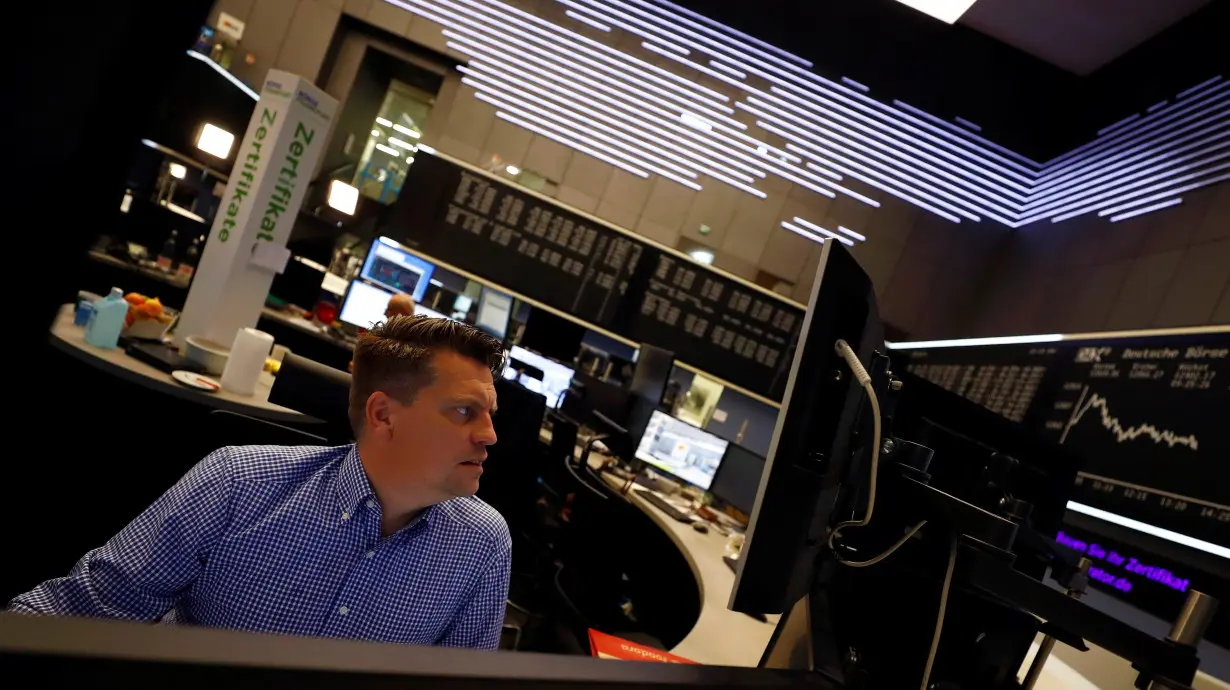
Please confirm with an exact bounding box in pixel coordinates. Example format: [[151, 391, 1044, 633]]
[[6, 448, 233, 619], [436, 533, 512, 650]]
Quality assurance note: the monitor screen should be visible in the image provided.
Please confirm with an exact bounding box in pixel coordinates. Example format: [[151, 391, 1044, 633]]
[[361, 238, 435, 302], [506, 345, 575, 409], [634, 410, 729, 490], [710, 445, 766, 515], [339, 280, 395, 329], [477, 288, 513, 339]]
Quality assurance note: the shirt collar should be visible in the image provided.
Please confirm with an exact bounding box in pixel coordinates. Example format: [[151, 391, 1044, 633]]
[[335, 444, 440, 527], [336, 444, 375, 515]]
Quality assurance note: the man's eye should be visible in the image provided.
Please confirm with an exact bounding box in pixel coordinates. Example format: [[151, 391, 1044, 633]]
[[456, 407, 472, 418]]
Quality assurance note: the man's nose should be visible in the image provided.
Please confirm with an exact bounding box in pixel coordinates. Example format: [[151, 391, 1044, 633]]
[[474, 417, 497, 446]]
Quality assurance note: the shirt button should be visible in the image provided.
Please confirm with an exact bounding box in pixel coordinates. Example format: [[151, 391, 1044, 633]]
[[341, 512, 350, 521], [365, 551, 375, 559], [338, 605, 349, 616], [366, 500, 376, 509]]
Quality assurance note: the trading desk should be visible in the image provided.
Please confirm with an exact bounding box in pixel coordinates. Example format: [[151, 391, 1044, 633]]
[[538, 427, 778, 667]]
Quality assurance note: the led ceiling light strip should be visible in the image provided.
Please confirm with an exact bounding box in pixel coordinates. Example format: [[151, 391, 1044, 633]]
[[578, 0, 1038, 181], [781, 220, 829, 244], [1097, 113, 1142, 137], [1057, 162, 1230, 221], [792, 217, 856, 246], [1024, 121, 1230, 211], [382, 0, 1230, 229], [1046, 157, 1230, 223], [1033, 94, 1230, 192], [1098, 172, 1230, 216], [457, 65, 764, 186], [955, 117, 981, 132], [1108, 198, 1182, 222], [1019, 135, 1230, 222], [1039, 83, 1228, 172], [644, 0, 814, 68], [494, 110, 658, 180], [460, 59, 775, 187], [754, 94, 1029, 208], [565, 9, 610, 31], [754, 108, 993, 222], [742, 96, 1025, 216], [1177, 75, 1223, 100], [470, 90, 702, 184], [837, 225, 866, 241], [430, 4, 735, 121], [769, 84, 1035, 193]]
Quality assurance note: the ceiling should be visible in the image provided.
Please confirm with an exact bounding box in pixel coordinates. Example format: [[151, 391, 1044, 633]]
[[958, 0, 1212, 75]]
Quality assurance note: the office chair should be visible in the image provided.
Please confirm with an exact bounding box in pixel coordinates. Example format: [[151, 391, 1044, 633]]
[[267, 353, 353, 442], [205, 409, 329, 447]]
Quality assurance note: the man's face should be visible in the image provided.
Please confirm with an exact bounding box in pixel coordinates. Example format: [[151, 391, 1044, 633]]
[[382, 350, 498, 502]]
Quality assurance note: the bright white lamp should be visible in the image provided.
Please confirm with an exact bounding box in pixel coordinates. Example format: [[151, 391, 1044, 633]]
[[327, 180, 359, 215], [197, 123, 235, 159], [168, 163, 187, 179], [689, 249, 715, 265], [893, 0, 979, 23]]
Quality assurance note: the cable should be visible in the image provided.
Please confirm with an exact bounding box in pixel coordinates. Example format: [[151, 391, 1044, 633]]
[[920, 536, 959, 690], [837, 520, 927, 568], [827, 339, 882, 556]]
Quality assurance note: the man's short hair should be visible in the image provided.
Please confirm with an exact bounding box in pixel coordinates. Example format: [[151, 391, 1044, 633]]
[[349, 315, 506, 435]]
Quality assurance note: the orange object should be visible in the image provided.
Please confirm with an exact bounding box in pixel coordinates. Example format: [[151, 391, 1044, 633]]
[[124, 293, 147, 307], [588, 629, 698, 664]]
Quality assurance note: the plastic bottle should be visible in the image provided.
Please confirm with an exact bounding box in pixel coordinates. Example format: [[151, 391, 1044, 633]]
[[85, 287, 130, 349], [157, 229, 179, 270], [177, 235, 203, 279]]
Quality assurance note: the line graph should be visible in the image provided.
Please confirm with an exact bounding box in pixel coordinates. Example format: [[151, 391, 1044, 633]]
[[1060, 386, 1200, 450]]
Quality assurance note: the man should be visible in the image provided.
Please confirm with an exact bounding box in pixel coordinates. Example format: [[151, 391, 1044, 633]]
[[9, 316, 512, 649], [385, 293, 416, 318]]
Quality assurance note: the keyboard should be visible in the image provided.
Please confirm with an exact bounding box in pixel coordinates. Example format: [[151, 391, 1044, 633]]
[[634, 489, 694, 523]]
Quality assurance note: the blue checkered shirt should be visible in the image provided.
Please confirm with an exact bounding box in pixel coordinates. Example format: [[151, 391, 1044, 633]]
[[8, 444, 512, 649]]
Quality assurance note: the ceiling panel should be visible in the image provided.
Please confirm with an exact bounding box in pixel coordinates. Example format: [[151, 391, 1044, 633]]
[[959, 0, 1211, 75]]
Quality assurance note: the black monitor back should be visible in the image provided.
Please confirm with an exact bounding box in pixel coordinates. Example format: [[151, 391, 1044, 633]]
[[628, 344, 673, 405], [519, 307, 587, 363], [730, 242, 885, 614]]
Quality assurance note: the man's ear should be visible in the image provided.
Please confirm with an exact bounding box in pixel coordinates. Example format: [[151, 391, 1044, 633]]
[[365, 391, 394, 438]]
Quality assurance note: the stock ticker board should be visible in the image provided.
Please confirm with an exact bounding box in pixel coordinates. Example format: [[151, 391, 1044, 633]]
[[895, 331, 1230, 547], [390, 152, 804, 401]]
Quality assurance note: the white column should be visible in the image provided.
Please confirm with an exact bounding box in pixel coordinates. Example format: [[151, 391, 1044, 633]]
[[176, 69, 338, 346]]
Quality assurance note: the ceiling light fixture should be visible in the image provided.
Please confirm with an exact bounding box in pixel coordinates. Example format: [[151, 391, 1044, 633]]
[[168, 163, 187, 179], [688, 249, 715, 264], [375, 143, 400, 157], [392, 123, 421, 138], [327, 180, 360, 215], [506, 164, 521, 175], [375, 117, 393, 127], [196, 123, 235, 159], [387, 137, 417, 149], [891, 0, 979, 24]]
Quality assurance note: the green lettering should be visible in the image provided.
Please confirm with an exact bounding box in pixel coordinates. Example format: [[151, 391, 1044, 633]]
[[255, 125, 267, 141], [294, 122, 314, 145], [289, 140, 304, 156], [261, 216, 276, 233], [261, 108, 276, 125]]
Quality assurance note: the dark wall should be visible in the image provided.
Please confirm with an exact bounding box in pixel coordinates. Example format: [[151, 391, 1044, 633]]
[[962, 183, 1230, 336], [146, 53, 257, 174]]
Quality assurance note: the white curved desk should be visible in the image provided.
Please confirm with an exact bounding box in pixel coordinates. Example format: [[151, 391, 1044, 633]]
[[539, 425, 778, 666], [610, 477, 780, 666]]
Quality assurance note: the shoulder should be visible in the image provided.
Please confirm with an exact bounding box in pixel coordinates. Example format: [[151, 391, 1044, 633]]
[[432, 496, 512, 553], [215, 444, 352, 485]]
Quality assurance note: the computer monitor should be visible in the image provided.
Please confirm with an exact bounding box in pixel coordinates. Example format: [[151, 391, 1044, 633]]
[[476, 287, 512, 339], [338, 280, 395, 330], [268, 255, 326, 310], [634, 409, 729, 491], [730, 241, 886, 615], [360, 237, 434, 302], [628, 343, 674, 405], [710, 445, 766, 515], [518, 307, 587, 363], [504, 345, 575, 409]]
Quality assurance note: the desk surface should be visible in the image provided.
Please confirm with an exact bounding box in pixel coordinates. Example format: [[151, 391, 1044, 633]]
[[541, 427, 777, 666], [50, 304, 304, 423]]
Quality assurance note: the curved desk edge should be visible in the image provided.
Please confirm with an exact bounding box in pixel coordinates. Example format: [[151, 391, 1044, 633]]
[[49, 304, 308, 424]]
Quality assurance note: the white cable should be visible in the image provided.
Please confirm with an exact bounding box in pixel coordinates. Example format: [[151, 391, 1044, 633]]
[[837, 520, 927, 568], [827, 339, 882, 556], [921, 536, 958, 690]]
